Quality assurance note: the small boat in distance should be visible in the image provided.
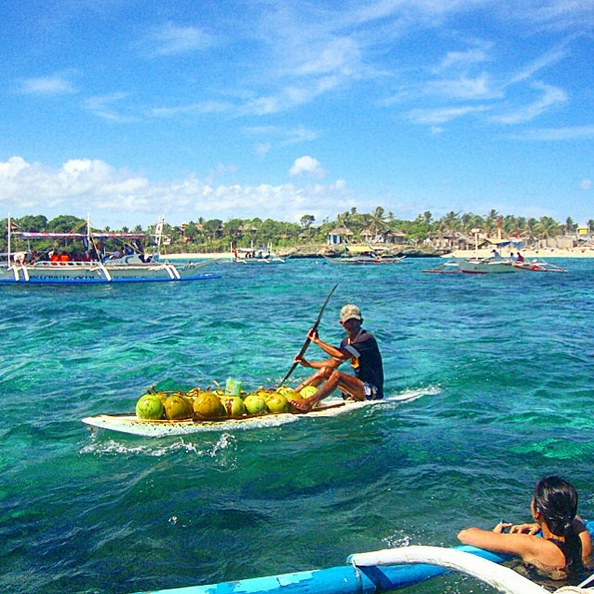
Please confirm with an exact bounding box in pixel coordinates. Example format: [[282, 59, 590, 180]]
[[0, 216, 221, 284], [232, 244, 286, 263], [454, 255, 567, 274], [423, 254, 567, 274], [324, 245, 405, 265]]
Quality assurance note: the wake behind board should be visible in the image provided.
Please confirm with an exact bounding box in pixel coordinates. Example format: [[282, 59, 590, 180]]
[[82, 391, 427, 438]]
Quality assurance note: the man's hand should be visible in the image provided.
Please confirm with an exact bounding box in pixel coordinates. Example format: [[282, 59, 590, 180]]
[[307, 327, 319, 343], [294, 355, 312, 368]]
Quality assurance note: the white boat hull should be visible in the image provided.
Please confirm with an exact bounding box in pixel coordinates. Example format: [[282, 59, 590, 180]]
[[82, 392, 427, 438], [454, 257, 521, 274], [0, 261, 220, 284]]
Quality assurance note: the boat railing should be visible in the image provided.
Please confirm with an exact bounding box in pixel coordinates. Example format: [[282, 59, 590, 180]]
[[349, 545, 546, 594], [31, 260, 101, 268]]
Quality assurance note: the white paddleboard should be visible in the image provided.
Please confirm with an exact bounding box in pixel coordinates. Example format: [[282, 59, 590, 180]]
[[81, 390, 432, 438]]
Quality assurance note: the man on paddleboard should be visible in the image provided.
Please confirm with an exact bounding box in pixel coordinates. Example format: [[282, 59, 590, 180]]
[[289, 304, 384, 412]]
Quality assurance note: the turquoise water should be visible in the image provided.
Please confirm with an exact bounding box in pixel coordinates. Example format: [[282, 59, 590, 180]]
[[2, 257, 594, 594]]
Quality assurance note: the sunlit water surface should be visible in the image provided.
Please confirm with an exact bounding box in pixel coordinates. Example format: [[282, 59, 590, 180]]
[[1, 258, 594, 594]]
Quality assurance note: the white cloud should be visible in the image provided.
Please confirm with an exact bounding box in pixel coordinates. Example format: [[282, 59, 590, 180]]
[[17, 74, 76, 95], [148, 22, 213, 56], [84, 93, 139, 122], [492, 82, 567, 124], [437, 49, 489, 71], [407, 105, 490, 124], [580, 179, 592, 190], [0, 156, 354, 227], [426, 72, 499, 100], [508, 125, 594, 141], [289, 156, 326, 177]]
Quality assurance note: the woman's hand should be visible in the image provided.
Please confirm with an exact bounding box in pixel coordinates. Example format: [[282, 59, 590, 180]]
[[492, 522, 512, 533], [509, 522, 540, 535]]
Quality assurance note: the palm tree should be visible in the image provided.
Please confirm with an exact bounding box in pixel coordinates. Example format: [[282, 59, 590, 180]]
[[370, 206, 388, 239], [534, 217, 563, 247]]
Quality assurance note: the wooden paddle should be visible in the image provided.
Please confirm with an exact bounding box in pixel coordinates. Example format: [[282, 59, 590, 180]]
[[278, 282, 339, 387]]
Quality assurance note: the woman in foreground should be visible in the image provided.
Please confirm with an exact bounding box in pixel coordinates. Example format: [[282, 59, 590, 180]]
[[458, 476, 592, 585]]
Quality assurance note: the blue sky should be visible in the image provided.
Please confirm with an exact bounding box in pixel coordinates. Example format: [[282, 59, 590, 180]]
[[0, 0, 593, 229]]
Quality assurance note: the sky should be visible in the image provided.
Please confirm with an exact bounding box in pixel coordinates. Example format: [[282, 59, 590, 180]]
[[0, 0, 593, 229]]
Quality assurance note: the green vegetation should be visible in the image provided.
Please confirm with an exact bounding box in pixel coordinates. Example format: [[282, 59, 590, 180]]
[[2, 208, 593, 255]]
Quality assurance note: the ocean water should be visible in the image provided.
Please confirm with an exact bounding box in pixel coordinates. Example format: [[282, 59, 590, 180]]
[[1, 257, 594, 594]]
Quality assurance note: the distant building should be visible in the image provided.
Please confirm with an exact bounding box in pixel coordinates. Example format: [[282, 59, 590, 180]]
[[327, 227, 353, 245]]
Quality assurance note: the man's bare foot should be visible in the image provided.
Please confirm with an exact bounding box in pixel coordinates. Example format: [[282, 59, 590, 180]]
[[288, 398, 314, 413]]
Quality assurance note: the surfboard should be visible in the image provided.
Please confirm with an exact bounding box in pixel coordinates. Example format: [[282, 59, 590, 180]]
[[81, 391, 429, 438]]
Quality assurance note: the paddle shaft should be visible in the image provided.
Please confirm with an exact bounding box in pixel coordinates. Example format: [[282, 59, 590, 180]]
[[279, 283, 338, 386]]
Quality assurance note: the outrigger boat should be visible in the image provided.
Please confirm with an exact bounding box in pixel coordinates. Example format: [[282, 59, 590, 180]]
[[127, 521, 594, 594], [231, 245, 286, 263], [324, 246, 405, 265], [423, 257, 567, 274], [454, 256, 567, 274], [0, 216, 221, 284]]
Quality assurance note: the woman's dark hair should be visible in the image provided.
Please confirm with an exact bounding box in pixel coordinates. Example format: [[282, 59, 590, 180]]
[[533, 476, 583, 573]]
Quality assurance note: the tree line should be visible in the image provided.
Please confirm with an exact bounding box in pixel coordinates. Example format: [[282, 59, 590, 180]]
[[2, 209, 592, 254]]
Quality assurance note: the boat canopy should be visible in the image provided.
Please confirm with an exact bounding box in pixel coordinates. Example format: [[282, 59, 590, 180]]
[[486, 239, 524, 249], [346, 245, 375, 254], [14, 231, 145, 240]]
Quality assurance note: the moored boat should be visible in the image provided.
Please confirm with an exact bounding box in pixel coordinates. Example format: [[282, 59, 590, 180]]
[[0, 216, 222, 284], [454, 256, 567, 274], [324, 254, 405, 265], [324, 246, 405, 265], [454, 256, 520, 274], [232, 245, 286, 263]]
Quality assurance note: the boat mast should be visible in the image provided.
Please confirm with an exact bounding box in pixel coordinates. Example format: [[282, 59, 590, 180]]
[[7, 214, 12, 266], [471, 227, 480, 255], [153, 217, 164, 256]]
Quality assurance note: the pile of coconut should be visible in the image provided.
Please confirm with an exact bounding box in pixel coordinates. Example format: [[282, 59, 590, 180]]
[[135, 385, 319, 421]]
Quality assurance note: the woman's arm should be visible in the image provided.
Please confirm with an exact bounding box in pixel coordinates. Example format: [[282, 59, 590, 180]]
[[458, 527, 542, 559]]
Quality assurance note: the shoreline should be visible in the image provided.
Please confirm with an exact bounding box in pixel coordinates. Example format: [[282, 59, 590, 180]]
[[160, 246, 594, 260]]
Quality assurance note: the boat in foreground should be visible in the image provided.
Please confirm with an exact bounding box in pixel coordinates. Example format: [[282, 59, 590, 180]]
[[82, 392, 422, 438], [127, 521, 594, 594]]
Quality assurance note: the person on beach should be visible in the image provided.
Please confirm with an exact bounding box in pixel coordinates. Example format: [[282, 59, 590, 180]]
[[458, 476, 592, 585], [288, 304, 384, 412]]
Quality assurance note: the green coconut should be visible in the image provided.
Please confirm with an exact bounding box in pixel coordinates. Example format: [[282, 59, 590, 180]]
[[164, 394, 193, 420], [186, 387, 203, 399], [243, 394, 268, 416], [148, 391, 168, 407], [255, 388, 274, 400], [299, 385, 319, 398], [135, 394, 164, 420], [278, 387, 301, 400], [219, 396, 246, 418], [265, 392, 289, 413], [193, 392, 225, 419]]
